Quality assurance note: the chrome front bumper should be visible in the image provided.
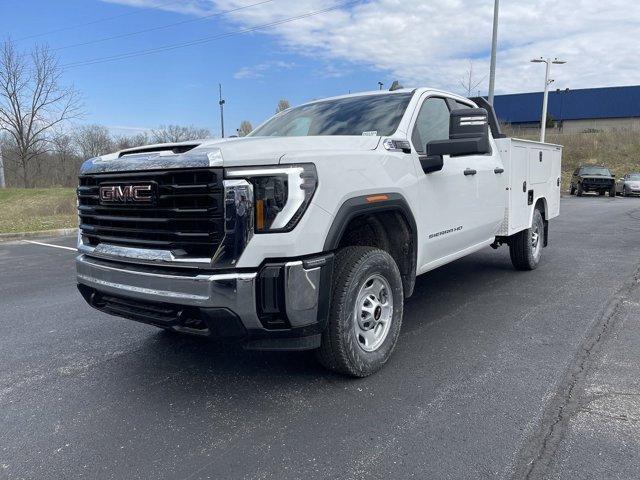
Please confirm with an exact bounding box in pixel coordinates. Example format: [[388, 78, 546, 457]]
[[76, 252, 333, 337]]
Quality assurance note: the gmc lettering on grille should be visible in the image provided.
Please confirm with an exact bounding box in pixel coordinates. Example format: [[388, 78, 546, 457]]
[[99, 184, 153, 204]]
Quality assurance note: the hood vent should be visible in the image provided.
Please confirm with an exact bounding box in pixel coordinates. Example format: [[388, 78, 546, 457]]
[[119, 144, 199, 158]]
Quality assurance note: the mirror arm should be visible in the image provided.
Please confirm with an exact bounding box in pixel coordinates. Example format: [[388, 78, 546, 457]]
[[419, 154, 444, 174]]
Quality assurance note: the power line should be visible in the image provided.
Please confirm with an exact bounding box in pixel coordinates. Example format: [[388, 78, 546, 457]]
[[16, 0, 184, 41], [53, 0, 276, 52], [63, 2, 358, 69]]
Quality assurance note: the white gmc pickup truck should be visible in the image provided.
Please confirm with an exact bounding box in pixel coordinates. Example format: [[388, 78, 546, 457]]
[[76, 88, 562, 377]]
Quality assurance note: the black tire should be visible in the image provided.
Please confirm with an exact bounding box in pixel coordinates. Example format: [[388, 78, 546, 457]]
[[609, 185, 616, 197], [622, 186, 627, 197], [570, 185, 576, 195], [576, 183, 583, 196], [598, 190, 605, 196], [509, 208, 545, 271], [316, 246, 403, 377]]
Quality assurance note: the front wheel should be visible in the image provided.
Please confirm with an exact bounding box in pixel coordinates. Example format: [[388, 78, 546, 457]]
[[570, 185, 576, 195], [316, 246, 403, 377], [509, 208, 545, 271], [576, 184, 583, 196], [622, 186, 627, 197], [609, 185, 616, 197]]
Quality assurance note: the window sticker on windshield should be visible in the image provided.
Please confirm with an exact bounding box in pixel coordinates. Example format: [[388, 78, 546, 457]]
[[362, 131, 378, 136]]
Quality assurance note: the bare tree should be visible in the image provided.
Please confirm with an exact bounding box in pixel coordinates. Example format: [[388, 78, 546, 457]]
[[0, 40, 82, 187], [113, 132, 149, 151], [276, 99, 290, 114], [74, 124, 113, 160], [459, 60, 487, 98], [51, 132, 79, 185], [238, 120, 253, 137], [150, 125, 210, 143]]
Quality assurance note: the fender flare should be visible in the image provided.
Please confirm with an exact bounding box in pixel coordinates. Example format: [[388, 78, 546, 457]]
[[323, 193, 418, 297]]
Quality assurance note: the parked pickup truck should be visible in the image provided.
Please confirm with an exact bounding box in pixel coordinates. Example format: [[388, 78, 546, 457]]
[[76, 88, 562, 377]]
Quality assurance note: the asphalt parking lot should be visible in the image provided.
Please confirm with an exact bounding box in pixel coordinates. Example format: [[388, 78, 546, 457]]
[[1, 196, 639, 480]]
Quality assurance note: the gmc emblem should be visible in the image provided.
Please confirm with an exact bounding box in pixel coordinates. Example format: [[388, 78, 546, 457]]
[[99, 184, 154, 204]]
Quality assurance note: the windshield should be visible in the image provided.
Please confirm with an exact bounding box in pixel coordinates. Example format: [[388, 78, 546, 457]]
[[250, 93, 413, 137], [580, 166, 611, 176], [627, 173, 640, 181]]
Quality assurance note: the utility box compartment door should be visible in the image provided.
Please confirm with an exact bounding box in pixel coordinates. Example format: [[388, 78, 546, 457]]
[[547, 147, 562, 217], [508, 145, 530, 233], [529, 148, 552, 185]]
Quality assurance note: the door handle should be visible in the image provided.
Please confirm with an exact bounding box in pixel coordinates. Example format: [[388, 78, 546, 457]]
[[464, 168, 477, 176], [494, 167, 504, 174]]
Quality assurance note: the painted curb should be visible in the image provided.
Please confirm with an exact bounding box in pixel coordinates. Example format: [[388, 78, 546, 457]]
[[0, 228, 78, 243]]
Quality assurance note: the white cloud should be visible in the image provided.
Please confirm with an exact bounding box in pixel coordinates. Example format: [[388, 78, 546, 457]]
[[234, 60, 295, 79], [102, 0, 640, 95]]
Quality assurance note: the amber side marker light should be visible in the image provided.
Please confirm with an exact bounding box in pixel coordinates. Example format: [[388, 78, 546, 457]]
[[366, 194, 389, 203], [256, 199, 265, 231]]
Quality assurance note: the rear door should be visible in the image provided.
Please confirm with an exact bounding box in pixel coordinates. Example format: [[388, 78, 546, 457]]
[[450, 99, 505, 240]]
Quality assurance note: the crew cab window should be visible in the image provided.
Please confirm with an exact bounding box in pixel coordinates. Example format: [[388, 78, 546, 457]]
[[412, 97, 450, 154]]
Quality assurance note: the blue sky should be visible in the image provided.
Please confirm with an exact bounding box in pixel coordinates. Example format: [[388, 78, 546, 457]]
[[1, 0, 384, 136], [2, 0, 637, 138]]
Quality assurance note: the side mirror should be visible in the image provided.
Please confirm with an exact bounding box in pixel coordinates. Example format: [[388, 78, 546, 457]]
[[422, 108, 491, 174]]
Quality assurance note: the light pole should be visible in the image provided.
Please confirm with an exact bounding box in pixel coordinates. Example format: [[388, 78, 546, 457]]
[[530, 57, 566, 142], [378, 81, 384, 90], [218, 83, 226, 138], [0, 149, 5, 188], [487, 0, 499, 104]]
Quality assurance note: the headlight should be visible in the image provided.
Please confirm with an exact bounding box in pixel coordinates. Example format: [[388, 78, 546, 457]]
[[225, 164, 317, 233]]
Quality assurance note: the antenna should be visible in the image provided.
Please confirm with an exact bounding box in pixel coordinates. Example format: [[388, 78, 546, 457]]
[[389, 80, 403, 91]]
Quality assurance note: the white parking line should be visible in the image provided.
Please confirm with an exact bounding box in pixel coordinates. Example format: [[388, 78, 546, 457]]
[[23, 240, 77, 252]]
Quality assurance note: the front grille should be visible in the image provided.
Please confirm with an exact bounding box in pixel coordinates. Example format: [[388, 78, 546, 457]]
[[78, 168, 224, 257]]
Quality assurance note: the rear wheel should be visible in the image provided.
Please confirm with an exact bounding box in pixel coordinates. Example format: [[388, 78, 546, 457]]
[[316, 246, 403, 377], [509, 208, 545, 271]]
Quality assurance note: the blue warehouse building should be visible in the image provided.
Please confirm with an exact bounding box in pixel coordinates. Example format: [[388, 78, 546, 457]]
[[492, 85, 640, 133]]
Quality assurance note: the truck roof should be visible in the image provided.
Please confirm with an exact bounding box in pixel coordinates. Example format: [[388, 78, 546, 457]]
[[296, 87, 474, 108]]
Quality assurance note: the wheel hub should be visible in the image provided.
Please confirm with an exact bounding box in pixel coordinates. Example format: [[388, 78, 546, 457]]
[[354, 274, 393, 352], [531, 221, 542, 260]]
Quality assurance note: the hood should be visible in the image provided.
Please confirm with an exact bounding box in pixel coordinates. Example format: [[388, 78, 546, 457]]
[[80, 136, 380, 174]]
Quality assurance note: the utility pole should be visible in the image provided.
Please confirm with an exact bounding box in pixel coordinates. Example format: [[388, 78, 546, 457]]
[[487, 0, 499, 104], [219, 83, 226, 138], [0, 149, 5, 188], [530, 57, 566, 142]]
